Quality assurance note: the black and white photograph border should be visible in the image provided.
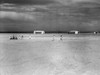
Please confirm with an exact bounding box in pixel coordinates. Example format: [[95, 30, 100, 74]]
[[0, 0, 100, 75]]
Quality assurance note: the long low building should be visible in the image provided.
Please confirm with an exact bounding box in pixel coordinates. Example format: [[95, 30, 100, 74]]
[[34, 30, 45, 34], [68, 30, 79, 34]]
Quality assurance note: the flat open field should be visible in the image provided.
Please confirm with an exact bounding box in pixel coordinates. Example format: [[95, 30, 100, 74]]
[[0, 34, 100, 75]]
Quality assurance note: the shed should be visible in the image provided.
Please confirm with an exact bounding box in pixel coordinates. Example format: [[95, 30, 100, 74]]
[[69, 30, 79, 34], [34, 30, 45, 34]]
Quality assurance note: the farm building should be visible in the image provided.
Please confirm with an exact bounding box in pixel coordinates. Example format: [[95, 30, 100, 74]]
[[68, 30, 79, 34], [34, 30, 45, 34]]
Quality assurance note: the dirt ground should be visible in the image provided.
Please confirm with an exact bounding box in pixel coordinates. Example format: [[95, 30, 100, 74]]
[[0, 34, 100, 75]]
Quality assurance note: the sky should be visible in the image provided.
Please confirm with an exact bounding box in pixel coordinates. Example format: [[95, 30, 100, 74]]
[[0, 0, 100, 32], [0, 0, 55, 5], [0, 0, 100, 5]]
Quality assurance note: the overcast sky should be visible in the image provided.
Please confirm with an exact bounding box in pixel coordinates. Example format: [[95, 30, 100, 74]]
[[0, 0, 100, 32], [0, 0, 55, 5], [0, 0, 100, 5]]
